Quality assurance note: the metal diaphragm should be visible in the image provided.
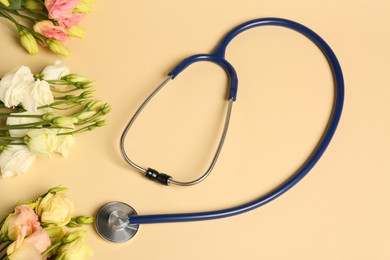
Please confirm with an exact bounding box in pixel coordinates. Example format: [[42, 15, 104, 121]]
[[95, 201, 139, 243]]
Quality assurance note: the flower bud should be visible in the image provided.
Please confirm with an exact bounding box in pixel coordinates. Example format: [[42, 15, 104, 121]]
[[46, 39, 71, 57], [101, 104, 111, 115], [67, 216, 94, 227], [61, 230, 87, 243], [73, 0, 93, 13], [86, 100, 104, 111], [95, 120, 107, 127], [0, 0, 10, 6], [66, 219, 80, 228], [67, 25, 86, 38], [42, 112, 59, 121], [76, 99, 88, 105], [34, 72, 44, 80], [62, 74, 89, 83], [80, 90, 95, 99], [53, 116, 78, 127], [79, 81, 95, 89], [77, 110, 96, 121], [75, 216, 94, 225], [47, 186, 68, 194], [19, 29, 39, 55], [23, 0, 43, 11]]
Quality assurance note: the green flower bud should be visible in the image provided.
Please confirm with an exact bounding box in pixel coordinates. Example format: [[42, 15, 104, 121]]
[[95, 120, 107, 127], [80, 81, 95, 89], [61, 230, 87, 243], [86, 100, 104, 111], [66, 219, 81, 228], [77, 110, 96, 121], [23, 0, 43, 11], [76, 99, 88, 105], [42, 112, 59, 121], [48, 187, 68, 194], [46, 39, 71, 57], [101, 104, 111, 115], [19, 29, 39, 55], [34, 72, 44, 80], [73, 0, 93, 13], [80, 91, 95, 99], [0, 0, 10, 6], [62, 74, 89, 83], [76, 216, 94, 225], [64, 94, 76, 100], [53, 116, 78, 127], [67, 25, 86, 38], [87, 125, 96, 131]]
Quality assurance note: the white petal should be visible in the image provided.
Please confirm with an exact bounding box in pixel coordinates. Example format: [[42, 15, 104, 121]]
[[0, 145, 36, 178]]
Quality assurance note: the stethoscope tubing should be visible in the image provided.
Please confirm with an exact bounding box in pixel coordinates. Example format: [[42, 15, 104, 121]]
[[129, 17, 344, 225]]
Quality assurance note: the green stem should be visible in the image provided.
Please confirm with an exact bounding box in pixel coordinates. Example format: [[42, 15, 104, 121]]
[[42, 241, 61, 258], [0, 136, 23, 141], [56, 124, 94, 136], [7, 10, 35, 23], [0, 9, 22, 30], [50, 104, 81, 110], [0, 121, 50, 130], [0, 113, 41, 118], [22, 8, 49, 21], [0, 142, 25, 146], [51, 87, 79, 94], [38, 98, 81, 109]]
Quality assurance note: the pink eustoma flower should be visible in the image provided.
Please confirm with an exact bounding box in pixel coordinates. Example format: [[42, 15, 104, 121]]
[[45, 0, 81, 19], [33, 20, 68, 43], [1, 205, 41, 241]]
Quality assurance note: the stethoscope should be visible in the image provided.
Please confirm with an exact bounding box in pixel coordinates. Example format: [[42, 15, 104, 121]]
[[95, 17, 344, 243]]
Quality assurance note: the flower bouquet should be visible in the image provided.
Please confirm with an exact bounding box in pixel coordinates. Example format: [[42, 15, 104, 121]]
[[0, 0, 93, 56], [0, 187, 94, 259], [0, 61, 110, 178]]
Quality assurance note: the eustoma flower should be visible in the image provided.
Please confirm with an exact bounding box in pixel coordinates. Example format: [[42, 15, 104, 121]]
[[0, 0, 94, 55], [0, 187, 94, 259], [0, 62, 110, 178]]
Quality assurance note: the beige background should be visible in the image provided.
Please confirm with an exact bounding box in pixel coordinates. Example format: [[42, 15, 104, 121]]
[[1, 0, 389, 259]]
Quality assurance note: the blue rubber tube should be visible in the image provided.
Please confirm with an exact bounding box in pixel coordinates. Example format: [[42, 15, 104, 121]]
[[130, 17, 344, 225]]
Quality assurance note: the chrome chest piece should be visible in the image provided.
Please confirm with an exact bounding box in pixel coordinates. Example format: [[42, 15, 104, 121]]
[[95, 202, 139, 242]]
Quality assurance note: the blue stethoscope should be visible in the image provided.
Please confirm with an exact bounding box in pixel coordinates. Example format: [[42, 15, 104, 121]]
[[95, 17, 344, 242]]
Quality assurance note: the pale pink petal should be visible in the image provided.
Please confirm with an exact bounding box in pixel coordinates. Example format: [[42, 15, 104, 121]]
[[57, 13, 85, 29], [45, 0, 81, 19]]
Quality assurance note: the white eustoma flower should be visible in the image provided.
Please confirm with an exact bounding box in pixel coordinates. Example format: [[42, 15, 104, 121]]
[[0, 145, 36, 178], [41, 61, 70, 90], [53, 127, 76, 157], [0, 66, 35, 107], [26, 128, 58, 159], [55, 135, 75, 157], [22, 79, 54, 112]]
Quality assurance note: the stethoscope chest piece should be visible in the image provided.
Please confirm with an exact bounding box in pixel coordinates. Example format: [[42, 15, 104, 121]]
[[95, 202, 139, 243]]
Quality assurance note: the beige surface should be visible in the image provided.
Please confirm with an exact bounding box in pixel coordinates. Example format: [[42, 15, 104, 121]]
[[1, 0, 390, 259]]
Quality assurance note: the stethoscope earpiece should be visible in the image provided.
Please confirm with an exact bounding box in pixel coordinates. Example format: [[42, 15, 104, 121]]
[[95, 202, 139, 243]]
